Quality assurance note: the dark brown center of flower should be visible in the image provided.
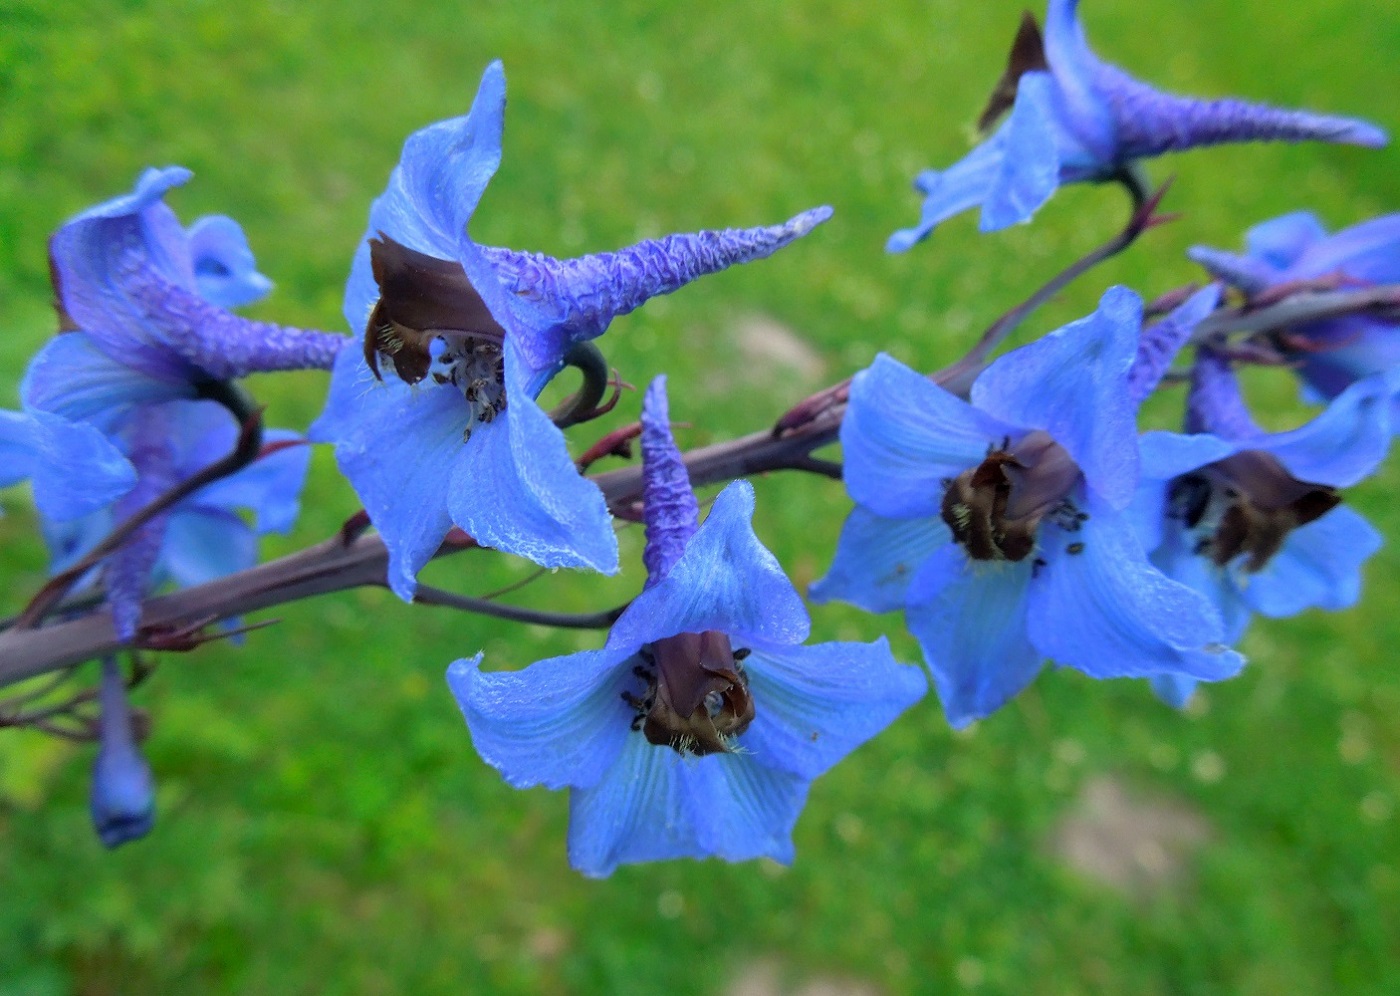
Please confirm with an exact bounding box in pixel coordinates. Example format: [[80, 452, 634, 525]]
[[1171, 450, 1339, 573], [941, 430, 1082, 562], [621, 632, 754, 757]]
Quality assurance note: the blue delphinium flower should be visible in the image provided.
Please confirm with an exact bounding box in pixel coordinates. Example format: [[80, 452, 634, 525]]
[[90, 657, 155, 848], [0, 409, 134, 520], [1188, 211, 1400, 407], [1129, 348, 1395, 707], [43, 399, 309, 638], [448, 376, 925, 877], [310, 61, 833, 599], [889, 0, 1386, 250], [22, 169, 327, 638], [811, 286, 1243, 727]]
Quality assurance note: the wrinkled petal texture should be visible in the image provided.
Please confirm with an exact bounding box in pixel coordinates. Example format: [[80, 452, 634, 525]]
[[1127, 284, 1222, 404], [639, 375, 698, 586]]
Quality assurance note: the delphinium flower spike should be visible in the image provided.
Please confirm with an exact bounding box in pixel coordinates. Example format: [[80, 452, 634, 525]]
[[1188, 211, 1400, 408], [90, 658, 155, 848], [1128, 347, 1397, 706], [889, 0, 1386, 250], [811, 286, 1244, 727], [448, 376, 924, 877], [311, 61, 833, 598]]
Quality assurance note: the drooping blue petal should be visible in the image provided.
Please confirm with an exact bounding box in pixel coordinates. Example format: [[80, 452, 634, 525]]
[[185, 215, 274, 309], [740, 639, 926, 780], [1148, 517, 1253, 646], [809, 507, 951, 614], [904, 545, 1042, 728], [1127, 284, 1222, 404], [566, 736, 808, 878], [887, 137, 1006, 252], [1256, 370, 1398, 486], [447, 649, 635, 791], [90, 658, 155, 848], [981, 71, 1062, 232], [159, 508, 259, 589], [0, 409, 136, 521], [471, 206, 833, 372], [843, 353, 1017, 519], [23, 332, 193, 433], [1245, 211, 1328, 270], [1151, 673, 1200, 710], [639, 375, 698, 587], [447, 337, 618, 576], [606, 480, 809, 653], [971, 286, 1142, 508], [318, 368, 465, 600], [1234, 505, 1381, 618], [1026, 495, 1245, 682]]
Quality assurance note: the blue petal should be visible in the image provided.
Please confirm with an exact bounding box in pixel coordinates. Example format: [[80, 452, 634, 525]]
[[1234, 505, 1381, 617], [1150, 673, 1200, 710], [0, 409, 136, 521], [1286, 213, 1400, 283], [1186, 246, 1278, 294], [639, 375, 699, 586], [1245, 211, 1328, 270], [319, 364, 465, 600], [981, 72, 1062, 231], [887, 137, 1005, 251], [172, 401, 309, 533], [340, 61, 507, 345], [159, 508, 259, 588], [971, 286, 1142, 508], [606, 480, 809, 652], [1127, 284, 1222, 404], [1149, 520, 1253, 646], [1126, 430, 1235, 550], [447, 649, 635, 791], [185, 215, 274, 309], [566, 737, 808, 877], [1027, 496, 1245, 682], [1041, 0, 1118, 161], [1258, 370, 1398, 486], [22, 333, 192, 433], [904, 545, 1042, 728], [91, 660, 155, 849], [447, 338, 618, 574], [808, 506, 950, 614], [741, 638, 926, 780], [843, 353, 1016, 519]]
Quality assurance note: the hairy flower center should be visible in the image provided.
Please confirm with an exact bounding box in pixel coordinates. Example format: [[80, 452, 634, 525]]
[[941, 430, 1082, 562], [1170, 450, 1339, 572], [621, 632, 754, 756]]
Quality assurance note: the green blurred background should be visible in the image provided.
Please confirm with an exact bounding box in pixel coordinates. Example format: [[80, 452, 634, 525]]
[[2, 1, 1399, 992]]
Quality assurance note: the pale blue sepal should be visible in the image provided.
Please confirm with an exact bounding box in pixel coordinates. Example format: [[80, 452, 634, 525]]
[[981, 72, 1062, 232], [809, 507, 950, 614]]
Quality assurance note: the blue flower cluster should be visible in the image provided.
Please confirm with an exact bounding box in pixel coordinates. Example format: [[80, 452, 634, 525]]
[[2, 2, 1396, 870]]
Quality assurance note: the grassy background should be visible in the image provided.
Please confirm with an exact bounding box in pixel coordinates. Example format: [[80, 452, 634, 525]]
[[2, 1, 1399, 992]]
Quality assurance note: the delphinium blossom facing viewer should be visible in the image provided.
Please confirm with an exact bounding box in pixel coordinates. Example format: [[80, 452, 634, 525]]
[[888, 0, 1386, 250], [311, 61, 832, 598], [448, 377, 925, 877], [1188, 211, 1400, 408], [23, 167, 332, 638], [811, 286, 1244, 727], [1130, 348, 1396, 706]]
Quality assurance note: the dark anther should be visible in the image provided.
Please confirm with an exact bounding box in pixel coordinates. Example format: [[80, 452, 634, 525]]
[[1066, 542, 1085, 555]]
